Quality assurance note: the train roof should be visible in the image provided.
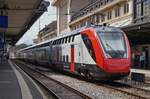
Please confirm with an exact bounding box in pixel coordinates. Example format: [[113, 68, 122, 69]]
[[18, 24, 123, 52], [18, 26, 90, 52], [19, 30, 80, 51]]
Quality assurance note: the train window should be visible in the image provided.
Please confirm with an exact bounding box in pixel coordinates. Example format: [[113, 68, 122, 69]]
[[56, 40, 59, 45], [53, 41, 55, 45], [60, 39, 62, 44], [55, 41, 57, 45], [58, 40, 60, 45], [81, 34, 96, 62], [62, 38, 64, 44], [60, 56, 62, 62], [68, 37, 71, 43], [50, 41, 53, 46], [55, 40, 56, 45], [65, 37, 68, 43], [66, 55, 68, 62], [57, 50, 59, 61], [59, 39, 60, 44], [62, 38, 63, 43], [58, 55, 60, 62], [63, 56, 65, 62], [61, 56, 63, 62], [55, 40, 57, 45], [50, 41, 52, 44], [56, 40, 58, 44], [72, 36, 75, 42], [57, 40, 59, 45], [59, 39, 61, 44]]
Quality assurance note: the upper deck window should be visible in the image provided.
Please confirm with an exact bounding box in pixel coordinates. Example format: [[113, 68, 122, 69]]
[[70, 36, 72, 43], [65, 37, 68, 43], [72, 36, 75, 42]]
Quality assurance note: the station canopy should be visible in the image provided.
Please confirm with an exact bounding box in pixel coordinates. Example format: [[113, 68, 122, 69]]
[[0, 0, 49, 45], [122, 21, 150, 45]]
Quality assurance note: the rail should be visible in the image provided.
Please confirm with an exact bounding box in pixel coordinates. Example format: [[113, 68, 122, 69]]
[[12, 60, 150, 99], [12, 60, 92, 99], [96, 81, 150, 99]]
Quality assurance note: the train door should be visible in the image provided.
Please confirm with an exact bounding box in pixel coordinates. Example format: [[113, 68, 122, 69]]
[[49, 41, 53, 64], [70, 45, 75, 72], [142, 46, 149, 69], [74, 35, 83, 72], [78, 35, 84, 67]]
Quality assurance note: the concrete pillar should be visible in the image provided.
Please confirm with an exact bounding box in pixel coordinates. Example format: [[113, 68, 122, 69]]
[[57, 7, 60, 36]]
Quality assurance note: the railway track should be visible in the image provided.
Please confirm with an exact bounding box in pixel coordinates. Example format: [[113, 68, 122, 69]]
[[96, 80, 150, 99], [11, 60, 92, 99], [118, 78, 150, 91], [13, 60, 150, 99]]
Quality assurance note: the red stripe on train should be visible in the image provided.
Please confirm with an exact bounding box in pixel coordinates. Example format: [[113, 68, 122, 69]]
[[70, 45, 75, 72], [81, 28, 105, 69]]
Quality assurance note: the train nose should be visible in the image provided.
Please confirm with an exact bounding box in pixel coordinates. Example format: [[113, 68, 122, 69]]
[[103, 59, 130, 73]]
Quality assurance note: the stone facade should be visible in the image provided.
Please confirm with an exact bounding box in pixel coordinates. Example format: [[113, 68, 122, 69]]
[[33, 21, 57, 44]]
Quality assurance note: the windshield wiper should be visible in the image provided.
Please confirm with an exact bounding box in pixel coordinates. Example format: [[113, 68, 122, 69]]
[[105, 42, 122, 58]]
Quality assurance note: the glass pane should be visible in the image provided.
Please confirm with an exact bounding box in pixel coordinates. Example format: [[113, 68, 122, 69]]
[[97, 32, 127, 58]]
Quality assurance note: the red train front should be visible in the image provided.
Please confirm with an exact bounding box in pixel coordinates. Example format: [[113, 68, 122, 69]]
[[80, 26, 131, 80]]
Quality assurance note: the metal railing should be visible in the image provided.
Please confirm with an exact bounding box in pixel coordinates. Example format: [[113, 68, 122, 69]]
[[134, 15, 150, 23], [71, 0, 114, 21]]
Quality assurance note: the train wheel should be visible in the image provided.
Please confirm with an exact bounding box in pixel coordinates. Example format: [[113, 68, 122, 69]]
[[85, 71, 93, 80]]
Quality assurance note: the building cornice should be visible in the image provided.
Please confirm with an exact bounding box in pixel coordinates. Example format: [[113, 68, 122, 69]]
[[101, 14, 133, 25], [52, 0, 60, 6], [69, 0, 127, 26]]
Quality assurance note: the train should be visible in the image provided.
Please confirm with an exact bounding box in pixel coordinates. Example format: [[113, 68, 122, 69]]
[[14, 24, 131, 80]]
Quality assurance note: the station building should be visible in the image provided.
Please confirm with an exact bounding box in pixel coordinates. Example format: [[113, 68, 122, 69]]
[[52, 0, 150, 69], [33, 20, 57, 44], [52, 0, 133, 34], [123, 0, 150, 69]]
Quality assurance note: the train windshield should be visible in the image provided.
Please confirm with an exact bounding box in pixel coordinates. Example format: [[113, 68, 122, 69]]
[[97, 32, 127, 58]]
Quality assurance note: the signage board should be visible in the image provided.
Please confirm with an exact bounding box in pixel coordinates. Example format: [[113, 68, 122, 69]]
[[0, 16, 8, 28], [131, 72, 145, 82]]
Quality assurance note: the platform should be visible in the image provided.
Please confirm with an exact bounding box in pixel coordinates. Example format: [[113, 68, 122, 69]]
[[131, 69, 150, 77], [0, 59, 45, 99], [131, 68, 150, 83]]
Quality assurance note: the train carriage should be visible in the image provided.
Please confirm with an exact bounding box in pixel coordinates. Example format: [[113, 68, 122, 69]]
[[16, 24, 131, 80]]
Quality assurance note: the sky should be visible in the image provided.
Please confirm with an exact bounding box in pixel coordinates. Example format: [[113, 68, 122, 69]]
[[16, 0, 56, 45]]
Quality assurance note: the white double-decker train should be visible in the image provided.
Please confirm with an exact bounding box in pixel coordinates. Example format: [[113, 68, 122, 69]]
[[15, 24, 131, 80]]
